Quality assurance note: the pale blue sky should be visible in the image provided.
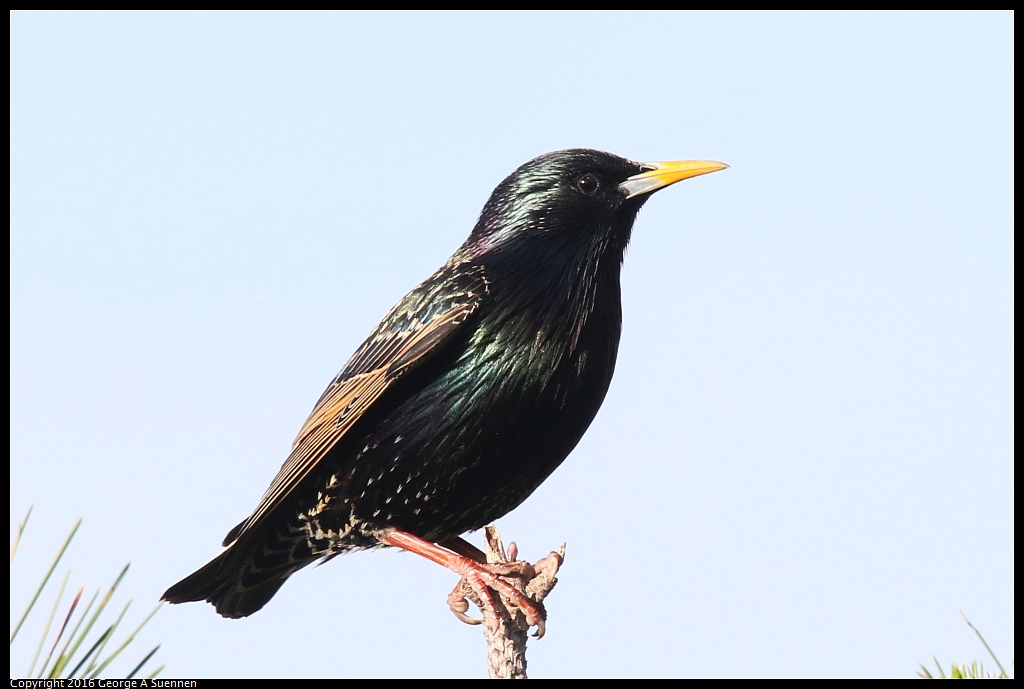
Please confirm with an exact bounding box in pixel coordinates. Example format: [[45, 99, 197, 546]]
[[11, 12, 1012, 678]]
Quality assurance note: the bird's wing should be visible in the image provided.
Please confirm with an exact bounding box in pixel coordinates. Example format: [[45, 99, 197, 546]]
[[222, 260, 488, 546]]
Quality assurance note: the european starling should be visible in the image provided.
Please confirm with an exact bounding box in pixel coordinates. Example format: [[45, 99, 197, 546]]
[[163, 149, 727, 629]]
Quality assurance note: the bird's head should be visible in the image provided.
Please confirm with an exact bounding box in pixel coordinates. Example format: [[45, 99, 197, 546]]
[[466, 149, 727, 264]]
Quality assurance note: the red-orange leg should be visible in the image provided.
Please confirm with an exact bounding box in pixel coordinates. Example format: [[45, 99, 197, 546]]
[[380, 529, 546, 637]]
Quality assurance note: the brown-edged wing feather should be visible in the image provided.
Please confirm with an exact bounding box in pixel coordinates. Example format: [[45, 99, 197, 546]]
[[221, 260, 489, 546]]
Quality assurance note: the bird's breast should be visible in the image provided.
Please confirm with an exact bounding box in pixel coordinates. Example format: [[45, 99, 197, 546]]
[[332, 282, 623, 541]]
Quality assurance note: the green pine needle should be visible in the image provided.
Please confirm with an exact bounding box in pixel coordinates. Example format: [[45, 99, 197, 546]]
[[10, 511, 165, 679], [918, 614, 1010, 679]]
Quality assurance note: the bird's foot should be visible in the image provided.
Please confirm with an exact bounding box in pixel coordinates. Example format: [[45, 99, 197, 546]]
[[446, 559, 546, 636], [444, 528, 564, 638], [379, 527, 563, 638]]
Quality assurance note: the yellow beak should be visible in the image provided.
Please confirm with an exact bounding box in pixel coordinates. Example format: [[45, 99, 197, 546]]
[[619, 160, 729, 199]]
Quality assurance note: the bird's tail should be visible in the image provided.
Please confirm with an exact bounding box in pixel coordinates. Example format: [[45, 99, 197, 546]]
[[162, 520, 315, 618]]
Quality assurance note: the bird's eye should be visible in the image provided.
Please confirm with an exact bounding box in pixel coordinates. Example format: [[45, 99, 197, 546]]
[[575, 173, 600, 195]]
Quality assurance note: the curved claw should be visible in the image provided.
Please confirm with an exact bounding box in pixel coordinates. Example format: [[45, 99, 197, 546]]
[[447, 581, 483, 626], [451, 607, 483, 626], [517, 598, 546, 635]]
